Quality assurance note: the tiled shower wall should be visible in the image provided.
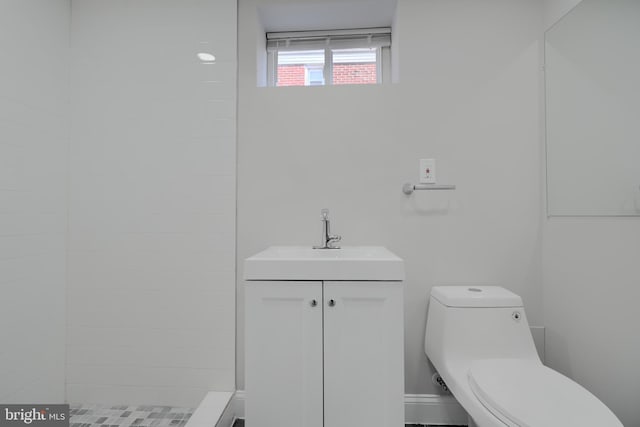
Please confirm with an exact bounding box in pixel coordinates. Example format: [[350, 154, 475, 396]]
[[67, 0, 237, 405], [0, 0, 70, 402]]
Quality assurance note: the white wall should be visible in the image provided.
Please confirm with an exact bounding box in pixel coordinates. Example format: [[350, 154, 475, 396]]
[[237, 0, 544, 394], [542, 1, 640, 425], [67, 0, 237, 406], [0, 0, 70, 403], [542, 220, 640, 426]]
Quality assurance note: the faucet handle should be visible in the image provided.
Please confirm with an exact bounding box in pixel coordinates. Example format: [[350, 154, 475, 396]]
[[321, 208, 329, 219]]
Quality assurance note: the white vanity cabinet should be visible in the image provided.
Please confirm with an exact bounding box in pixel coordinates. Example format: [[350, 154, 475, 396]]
[[322, 281, 404, 427], [244, 246, 404, 427], [244, 246, 405, 427], [245, 281, 324, 427]]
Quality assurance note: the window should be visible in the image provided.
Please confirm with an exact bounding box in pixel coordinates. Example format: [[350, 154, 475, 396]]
[[267, 28, 391, 87], [305, 65, 325, 86]]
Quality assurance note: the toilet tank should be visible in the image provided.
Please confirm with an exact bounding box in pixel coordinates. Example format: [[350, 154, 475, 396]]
[[425, 286, 540, 371]]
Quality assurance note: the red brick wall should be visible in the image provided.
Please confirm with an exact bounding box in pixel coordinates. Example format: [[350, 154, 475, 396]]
[[277, 63, 376, 86], [277, 65, 305, 86], [333, 63, 377, 85]]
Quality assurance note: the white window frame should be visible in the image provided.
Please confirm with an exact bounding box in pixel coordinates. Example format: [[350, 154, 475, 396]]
[[305, 65, 325, 86], [266, 28, 391, 87]]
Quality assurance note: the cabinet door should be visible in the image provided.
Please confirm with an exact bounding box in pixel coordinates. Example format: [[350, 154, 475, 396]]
[[245, 281, 323, 427], [323, 281, 404, 427]]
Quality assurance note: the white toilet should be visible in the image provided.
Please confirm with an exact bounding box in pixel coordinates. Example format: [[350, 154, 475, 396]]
[[425, 286, 622, 427]]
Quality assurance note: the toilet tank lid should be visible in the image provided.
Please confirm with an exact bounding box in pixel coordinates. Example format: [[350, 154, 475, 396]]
[[430, 286, 523, 308]]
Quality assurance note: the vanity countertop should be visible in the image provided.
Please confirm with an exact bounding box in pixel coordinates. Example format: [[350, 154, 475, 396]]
[[244, 246, 405, 281]]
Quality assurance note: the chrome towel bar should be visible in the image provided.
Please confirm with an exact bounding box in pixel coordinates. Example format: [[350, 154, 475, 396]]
[[402, 183, 456, 195]]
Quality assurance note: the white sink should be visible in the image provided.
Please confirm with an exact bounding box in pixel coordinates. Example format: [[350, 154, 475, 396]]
[[244, 246, 405, 281]]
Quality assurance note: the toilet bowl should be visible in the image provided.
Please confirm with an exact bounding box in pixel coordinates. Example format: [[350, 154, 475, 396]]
[[424, 286, 622, 427]]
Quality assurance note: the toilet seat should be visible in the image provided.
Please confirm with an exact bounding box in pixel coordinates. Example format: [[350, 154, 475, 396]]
[[468, 359, 622, 427]]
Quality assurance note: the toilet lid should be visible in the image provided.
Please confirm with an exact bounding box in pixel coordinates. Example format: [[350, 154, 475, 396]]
[[468, 359, 622, 427]]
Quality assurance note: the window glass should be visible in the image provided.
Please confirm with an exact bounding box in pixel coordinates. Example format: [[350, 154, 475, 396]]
[[276, 50, 324, 87], [306, 67, 325, 86], [267, 28, 391, 87], [332, 48, 377, 85]]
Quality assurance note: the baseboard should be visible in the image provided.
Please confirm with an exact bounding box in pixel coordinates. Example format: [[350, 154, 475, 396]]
[[404, 394, 467, 425], [231, 390, 467, 426]]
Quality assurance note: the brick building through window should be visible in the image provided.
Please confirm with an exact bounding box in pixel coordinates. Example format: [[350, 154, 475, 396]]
[[266, 28, 390, 86], [276, 49, 377, 86]]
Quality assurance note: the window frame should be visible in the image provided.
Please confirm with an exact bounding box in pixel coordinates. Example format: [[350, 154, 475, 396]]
[[266, 28, 391, 87], [305, 65, 325, 86]]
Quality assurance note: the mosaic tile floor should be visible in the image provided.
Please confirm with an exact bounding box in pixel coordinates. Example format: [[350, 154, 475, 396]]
[[231, 421, 465, 427], [70, 407, 465, 427], [69, 404, 193, 427]]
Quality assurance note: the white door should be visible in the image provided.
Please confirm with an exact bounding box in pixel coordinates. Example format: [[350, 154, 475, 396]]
[[323, 281, 404, 427], [245, 281, 323, 427]]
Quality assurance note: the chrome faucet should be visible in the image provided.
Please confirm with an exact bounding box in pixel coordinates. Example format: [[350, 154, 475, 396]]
[[313, 208, 341, 249]]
